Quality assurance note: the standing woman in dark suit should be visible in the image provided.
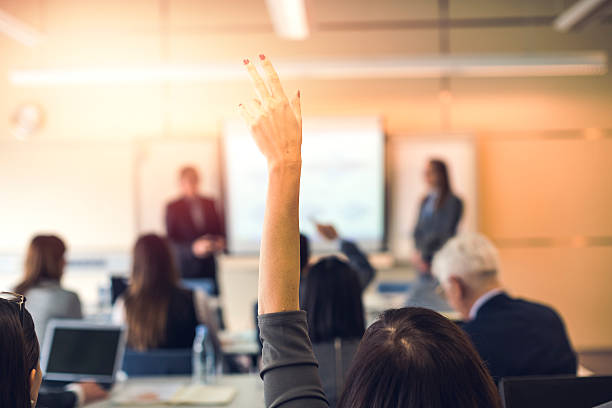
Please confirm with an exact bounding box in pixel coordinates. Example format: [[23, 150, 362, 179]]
[[165, 166, 225, 294], [412, 159, 463, 273]]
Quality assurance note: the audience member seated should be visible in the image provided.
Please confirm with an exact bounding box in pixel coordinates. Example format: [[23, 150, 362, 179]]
[[240, 55, 501, 407], [14, 235, 82, 347], [302, 257, 365, 407], [112, 234, 220, 353], [432, 233, 577, 382], [312, 223, 376, 291], [296, 225, 375, 308], [0, 295, 107, 408]]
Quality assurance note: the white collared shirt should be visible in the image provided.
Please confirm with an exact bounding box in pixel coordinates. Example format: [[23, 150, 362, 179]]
[[468, 288, 504, 320]]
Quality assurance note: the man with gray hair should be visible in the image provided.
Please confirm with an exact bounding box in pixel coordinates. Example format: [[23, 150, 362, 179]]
[[432, 233, 577, 382]]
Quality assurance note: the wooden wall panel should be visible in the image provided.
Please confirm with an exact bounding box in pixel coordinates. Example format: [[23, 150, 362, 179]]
[[479, 134, 612, 349]]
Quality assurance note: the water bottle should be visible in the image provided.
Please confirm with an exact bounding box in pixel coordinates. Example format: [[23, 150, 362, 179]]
[[192, 325, 217, 384]]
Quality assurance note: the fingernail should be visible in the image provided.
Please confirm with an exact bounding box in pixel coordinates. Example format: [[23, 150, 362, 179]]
[[243, 58, 249, 65], [297, 90, 300, 97], [259, 54, 266, 61], [238, 104, 243, 107]]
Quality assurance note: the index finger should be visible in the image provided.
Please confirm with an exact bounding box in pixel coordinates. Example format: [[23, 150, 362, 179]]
[[259, 54, 287, 100], [244, 58, 270, 101]]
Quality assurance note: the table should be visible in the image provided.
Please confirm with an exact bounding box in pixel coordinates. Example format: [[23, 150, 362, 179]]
[[88, 374, 264, 407]]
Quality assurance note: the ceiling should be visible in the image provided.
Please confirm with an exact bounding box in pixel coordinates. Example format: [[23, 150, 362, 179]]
[[0, 0, 611, 139]]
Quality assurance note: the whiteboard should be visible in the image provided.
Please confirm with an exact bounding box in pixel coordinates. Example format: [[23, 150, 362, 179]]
[[0, 141, 136, 253], [388, 136, 477, 260], [224, 117, 385, 253]]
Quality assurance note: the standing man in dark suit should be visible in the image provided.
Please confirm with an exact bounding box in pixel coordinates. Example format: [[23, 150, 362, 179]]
[[432, 233, 577, 383], [165, 166, 224, 294]]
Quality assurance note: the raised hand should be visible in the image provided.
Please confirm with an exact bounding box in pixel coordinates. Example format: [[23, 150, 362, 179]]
[[239, 55, 303, 314], [80, 382, 109, 404], [239, 55, 301, 169], [315, 223, 339, 241]]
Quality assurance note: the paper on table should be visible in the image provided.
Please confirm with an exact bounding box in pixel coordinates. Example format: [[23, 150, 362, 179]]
[[170, 385, 237, 405], [113, 383, 237, 406], [113, 383, 182, 405]]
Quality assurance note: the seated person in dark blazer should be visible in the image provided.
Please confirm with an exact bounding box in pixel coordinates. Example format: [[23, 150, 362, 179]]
[[256, 229, 375, 352], [165, 166, 224, 293], [432, 233, 577, 383], [310, 223, 376, 291], [413, 159, 463, 273]]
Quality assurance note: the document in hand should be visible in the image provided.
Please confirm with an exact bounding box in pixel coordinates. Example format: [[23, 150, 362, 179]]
[[114, 383, 237, 405]]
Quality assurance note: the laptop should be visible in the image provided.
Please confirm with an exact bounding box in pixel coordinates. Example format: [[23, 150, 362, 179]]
[[500, 375, 612, 408], [40, 319, 126, 388]]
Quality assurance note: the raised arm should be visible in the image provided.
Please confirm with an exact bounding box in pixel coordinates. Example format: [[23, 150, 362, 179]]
[[239, 55, 328, 408], [239, 56, 302, 315]]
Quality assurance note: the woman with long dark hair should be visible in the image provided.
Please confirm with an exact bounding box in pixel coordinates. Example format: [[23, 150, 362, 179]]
[[239, 56, 500, 407], [112, 234, 219, 351], [302, 257, 365, 407], [0, 296, 41, 408], [14, 235, 82, 346], [413, 159, 463, 273], [0, 295, 107, 408]]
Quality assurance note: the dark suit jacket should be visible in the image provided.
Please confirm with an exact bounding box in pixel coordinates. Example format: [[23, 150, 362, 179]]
[[462, 292, 577, 383], [413, 193, 463, 263], [165, 196, 224, 288], [37, 390, 77, 408]]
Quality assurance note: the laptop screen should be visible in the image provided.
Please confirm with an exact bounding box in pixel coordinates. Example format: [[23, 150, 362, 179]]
[[47, 328, 120, 375], [42, 321, 125, 383]]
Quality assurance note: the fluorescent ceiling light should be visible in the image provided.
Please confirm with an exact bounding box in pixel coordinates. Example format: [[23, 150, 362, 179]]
[[0, 8, 44, 46], [554, 0, 612, 32], [9, 52, 607, 86], [265, 0, 310, 40]]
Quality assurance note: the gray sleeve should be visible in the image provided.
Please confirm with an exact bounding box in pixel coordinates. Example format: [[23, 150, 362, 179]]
[[258, 311, 329, 408]]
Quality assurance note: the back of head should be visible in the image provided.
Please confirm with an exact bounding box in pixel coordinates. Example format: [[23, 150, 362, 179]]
[[303, 256, 365, 343], [432, 232, 500, 289], [15, 235, 66, 295], [338, 307, 501, 408], [0, 299, 40, 408], [125, 234, 179, 350]]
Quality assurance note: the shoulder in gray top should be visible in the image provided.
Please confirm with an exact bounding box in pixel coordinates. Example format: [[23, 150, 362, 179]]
[[25, 280, 83, 346], [258, 311, 329, 408]]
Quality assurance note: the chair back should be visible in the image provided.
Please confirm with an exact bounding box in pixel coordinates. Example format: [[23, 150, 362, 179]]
[[122, 348, 192, 377], [500, 375, 612, 408]]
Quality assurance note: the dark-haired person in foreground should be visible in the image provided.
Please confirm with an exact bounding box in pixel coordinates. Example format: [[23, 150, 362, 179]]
[[432, 233, 577, 383], [0, 296, 107, 408], [239, 55, 501, 407]]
